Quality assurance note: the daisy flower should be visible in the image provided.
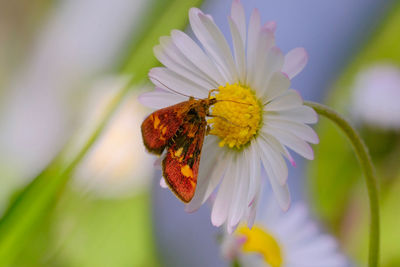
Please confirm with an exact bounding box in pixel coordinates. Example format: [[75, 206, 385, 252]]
[[221, 198, 348, 267], [140, 0, 318, 231]]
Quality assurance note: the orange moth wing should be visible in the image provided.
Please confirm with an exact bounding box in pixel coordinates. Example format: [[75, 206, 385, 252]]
[[162, 115, 206, 203], [141, 101, 191, 155]]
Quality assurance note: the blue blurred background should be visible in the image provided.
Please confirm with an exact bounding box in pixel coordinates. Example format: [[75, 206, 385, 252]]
[[0, 0, 399, 266]]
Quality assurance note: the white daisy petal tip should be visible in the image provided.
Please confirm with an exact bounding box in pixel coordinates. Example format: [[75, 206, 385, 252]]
[[184, 204, 199, 214], [309, 106, 319, 124], [153, 157, 162, 170], [307, 145, 315, 160], [280, 195, 291, 212], [280, 71, 290, 80], [283, 47, 309, 79], [137, 92, 149, 106], [211, 215, 224, 227], [227, 223, 238, 234], [159, 177, 168, 189], [291, 89, 304, 103], [270, 46, 284, 59], [259, 25, 274, 36], [138, 91, 164, 108], [263, 21, 277, 32], [290, 158, 297, 167]]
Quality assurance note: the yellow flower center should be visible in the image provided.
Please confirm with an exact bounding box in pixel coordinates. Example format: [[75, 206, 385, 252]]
[[236, 225, 283, 267], [208, 83, 262, 149]]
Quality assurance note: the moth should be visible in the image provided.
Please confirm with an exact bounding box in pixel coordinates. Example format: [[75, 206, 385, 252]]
[[141, 94, 217, 203]]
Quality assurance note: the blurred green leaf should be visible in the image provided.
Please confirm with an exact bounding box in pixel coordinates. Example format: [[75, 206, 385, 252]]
[[11, 189, 158, 267], [0, 0, 203, 265]]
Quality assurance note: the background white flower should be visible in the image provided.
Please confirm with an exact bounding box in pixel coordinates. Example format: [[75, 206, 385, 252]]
[[351, 63, 400, 130], [74, 78, 154, 197], [140, 0, 318, 232], [221, 198, 348, 267]]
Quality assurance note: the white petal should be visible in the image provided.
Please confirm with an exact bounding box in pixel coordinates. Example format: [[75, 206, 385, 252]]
[[263, 21, 277, 32], [160, 177, 168, 188], [263, 126, 314, 160], [282, 47, 308, 79], [185, 137, 226, 212], [149, 67, 208, 98], [246, 178, 262, 228], [230, 0, 246, 42], [257, 140, 291, 210], [260, 71, 291, 101], [228, 17, 246, 83], [252, 31, 277, 91], [255, 46, 284, 92], [260, 132, 296, 167], [138, 90, 187, 109], [169, 30, 225, 85], [265, 105, 318, 124], [246, 141, 261, 205], [228, 154, 249, 229], [265, 119, 319, 144], [246, 8, 261, 85], [154, 43, 217, 90], [264, 89, 303, 111], [211, 155, 235, 226], [258, 137, 288, 186], [189, 8, 237, 82]]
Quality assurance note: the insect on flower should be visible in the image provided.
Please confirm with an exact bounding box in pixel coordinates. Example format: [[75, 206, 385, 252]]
[[141, 85, 249, 203]]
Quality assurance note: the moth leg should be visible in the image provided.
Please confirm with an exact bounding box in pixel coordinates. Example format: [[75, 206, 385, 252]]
[[208, 88, 219, 99], [206, 125, 211, 135]]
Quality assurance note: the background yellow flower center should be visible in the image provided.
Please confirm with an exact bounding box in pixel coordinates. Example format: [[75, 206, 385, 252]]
[[237, 225, 283, 267], [208, 83, 262, 149]]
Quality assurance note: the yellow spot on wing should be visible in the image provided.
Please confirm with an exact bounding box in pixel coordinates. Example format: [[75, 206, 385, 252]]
[[174, 147, 183, 157], [181, 165, 194, 178], [161, 126, 167, 135], [153, 115, 160, 129]]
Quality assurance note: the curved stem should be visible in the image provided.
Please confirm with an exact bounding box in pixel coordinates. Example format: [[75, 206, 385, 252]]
[[305, 101, 379, 267]]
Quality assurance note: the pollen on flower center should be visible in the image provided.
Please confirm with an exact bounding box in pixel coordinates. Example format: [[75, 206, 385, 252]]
[[208, 83, 262, 149], [237, 225, 283, 267]]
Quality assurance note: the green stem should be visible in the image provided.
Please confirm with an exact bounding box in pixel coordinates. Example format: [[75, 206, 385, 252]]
[[305, 101, 379, 267]]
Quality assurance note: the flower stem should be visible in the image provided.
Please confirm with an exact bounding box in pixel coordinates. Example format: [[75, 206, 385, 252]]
[[305, 101, 379, 267]]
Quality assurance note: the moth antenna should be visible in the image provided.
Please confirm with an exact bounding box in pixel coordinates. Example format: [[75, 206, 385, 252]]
[[207, 114, 250, 129], [216, 99, 253, 106], [263, 99, 273, 106], [150, 77, 200, 99]]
